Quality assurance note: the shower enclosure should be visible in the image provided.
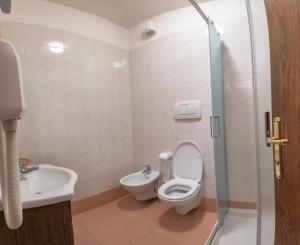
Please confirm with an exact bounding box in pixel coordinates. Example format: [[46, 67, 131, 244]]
[[208, 18, 229, 227], [189, 0, 229, 237]]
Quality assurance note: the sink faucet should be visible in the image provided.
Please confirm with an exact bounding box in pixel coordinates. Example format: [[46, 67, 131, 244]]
[[19, 159, 39, 180], [142, 164, 152, 178]]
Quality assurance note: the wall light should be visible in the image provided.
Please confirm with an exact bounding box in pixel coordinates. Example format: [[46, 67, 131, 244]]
[[47, 41, 64, 54], [113, 60, 126, 68]]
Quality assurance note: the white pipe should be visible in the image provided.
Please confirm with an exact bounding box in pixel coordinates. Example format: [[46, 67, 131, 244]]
[[0, 39, 24, 230], [0, 122, 8, 217], [0, 119, 22, 229]]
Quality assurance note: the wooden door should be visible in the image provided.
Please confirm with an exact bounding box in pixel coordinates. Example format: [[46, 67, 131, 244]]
[[264, 0, 300, 244]]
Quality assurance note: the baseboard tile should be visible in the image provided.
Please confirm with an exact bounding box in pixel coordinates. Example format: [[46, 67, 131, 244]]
[[200, 198, 217, 213], [229, 201, 257, 210], [71, 187, 129, 215], [72, 188, 256, 215]]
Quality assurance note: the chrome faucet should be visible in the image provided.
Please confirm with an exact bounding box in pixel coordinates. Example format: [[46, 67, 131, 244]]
[[19, 160, 39, 180], [142, 164, 152, 178]]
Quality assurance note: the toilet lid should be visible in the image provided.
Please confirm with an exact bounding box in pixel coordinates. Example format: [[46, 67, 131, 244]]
[[173, 142, 203, 181]]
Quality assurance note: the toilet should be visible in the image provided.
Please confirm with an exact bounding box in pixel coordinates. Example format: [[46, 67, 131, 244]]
[[158, 141, 203, 215]]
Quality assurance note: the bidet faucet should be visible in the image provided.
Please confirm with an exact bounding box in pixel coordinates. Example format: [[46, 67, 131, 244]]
[[142, 164, 152, 178]]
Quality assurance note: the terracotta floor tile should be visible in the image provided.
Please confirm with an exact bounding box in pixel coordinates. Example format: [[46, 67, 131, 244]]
[[90, 202, 148, 243], [73, 222, 101, 245], [91, 206, 131, 229], [102, 236, 133, 245], [108, 218, 147, 243], [134, 233, 181, 245], [151, 207, 217, 244], [108, 194, 151, 211], [89, 204, 115, 223], [141, 200, 172, 220], [130, 213, 157, 231], [73, 212, 116, 243], [106, 195, 157, 223], [73, 195, 217, 245]]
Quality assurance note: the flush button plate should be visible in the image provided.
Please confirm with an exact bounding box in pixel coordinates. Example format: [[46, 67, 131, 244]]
[[174, 100, 202, 120]]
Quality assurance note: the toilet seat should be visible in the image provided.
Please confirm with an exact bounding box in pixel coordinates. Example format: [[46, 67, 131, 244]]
[[158, 178, 200, 201], [158, 141, 204, 215]]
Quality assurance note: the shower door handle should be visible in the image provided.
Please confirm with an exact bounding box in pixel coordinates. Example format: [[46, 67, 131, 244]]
[[210, 116, 220, 137]]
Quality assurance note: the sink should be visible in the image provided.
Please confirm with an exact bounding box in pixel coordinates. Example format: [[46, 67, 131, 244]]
[[0, 164, 78, 210], [24, 166, 74, 194]]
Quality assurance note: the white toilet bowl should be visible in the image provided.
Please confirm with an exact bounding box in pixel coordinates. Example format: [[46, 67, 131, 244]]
[[158, 141, 203, 215], [120, 170, 160, 201]]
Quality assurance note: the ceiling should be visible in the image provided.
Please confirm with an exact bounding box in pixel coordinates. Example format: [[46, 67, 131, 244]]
[[46, 0, 201, 29]]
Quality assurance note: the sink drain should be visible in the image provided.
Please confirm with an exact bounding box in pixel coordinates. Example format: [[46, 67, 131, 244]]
[[35, 192, 42, 195]]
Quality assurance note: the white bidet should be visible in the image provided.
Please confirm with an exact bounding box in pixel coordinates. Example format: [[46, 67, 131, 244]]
[[120, 169, 160, 201]]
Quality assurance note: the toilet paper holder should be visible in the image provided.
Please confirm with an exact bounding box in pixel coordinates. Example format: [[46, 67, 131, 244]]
[[159, 152, 173, 160]]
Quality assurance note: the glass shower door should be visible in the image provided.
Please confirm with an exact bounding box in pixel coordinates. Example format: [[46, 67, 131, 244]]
[[209, 18, 229, 227]]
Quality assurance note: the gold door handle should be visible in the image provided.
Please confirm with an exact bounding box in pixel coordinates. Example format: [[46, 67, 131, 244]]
[[267, 117, 288, 180], [267, 137, 288, 145]]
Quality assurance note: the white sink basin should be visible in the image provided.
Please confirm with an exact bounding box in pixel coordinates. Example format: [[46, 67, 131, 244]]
[[0, 164, 77, 210]]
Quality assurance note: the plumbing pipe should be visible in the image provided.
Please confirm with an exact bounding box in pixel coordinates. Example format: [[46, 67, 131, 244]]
[[0, 119, 22, 229], [0, 122, 8, 218], [0, 39, 24, 229]]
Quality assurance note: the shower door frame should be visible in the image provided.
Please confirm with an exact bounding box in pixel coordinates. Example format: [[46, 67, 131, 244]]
[[208, 18, 229, 228], [246, 0, 274, 244], [190, 0, 274, 244], [188, 0, 229, 243]]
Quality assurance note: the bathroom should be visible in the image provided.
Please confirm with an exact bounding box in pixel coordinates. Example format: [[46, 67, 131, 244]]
[[0, 0, 298, 244]]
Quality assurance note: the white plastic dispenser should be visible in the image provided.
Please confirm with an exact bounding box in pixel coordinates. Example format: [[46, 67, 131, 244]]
[[0, 39, 25, 229]]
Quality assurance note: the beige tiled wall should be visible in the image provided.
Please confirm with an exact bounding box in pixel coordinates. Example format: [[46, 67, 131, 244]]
[[131, 26, 216, 198], [0, 10, 257, 203], [218, 17, 257, 203], [131, 16, 257, 202], [0, 22, 134, 199]]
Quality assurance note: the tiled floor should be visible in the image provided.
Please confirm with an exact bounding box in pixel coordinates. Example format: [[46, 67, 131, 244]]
[[73, 194, 217, 245], [214, 209, 257, 245]]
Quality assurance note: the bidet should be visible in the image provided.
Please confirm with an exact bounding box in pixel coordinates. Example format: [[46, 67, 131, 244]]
[[120, 168, 160, 201]]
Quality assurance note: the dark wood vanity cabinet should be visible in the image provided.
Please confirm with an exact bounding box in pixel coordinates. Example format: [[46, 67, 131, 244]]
[[0, 201, 74, 245]]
